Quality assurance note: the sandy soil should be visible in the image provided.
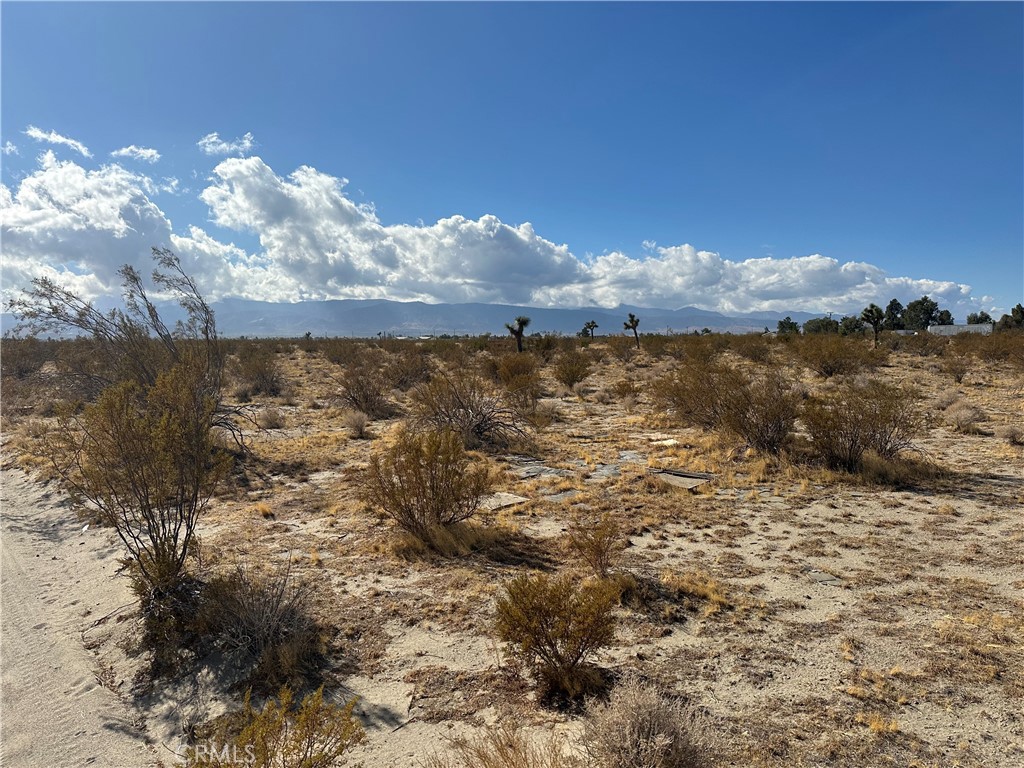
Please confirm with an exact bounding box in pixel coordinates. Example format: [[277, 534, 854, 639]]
[[1, 468, 158, 767], [2, 340, 1022, 767]]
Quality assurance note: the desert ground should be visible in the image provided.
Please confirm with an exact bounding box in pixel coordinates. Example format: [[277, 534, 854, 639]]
[[1, 332, 1022, 767]]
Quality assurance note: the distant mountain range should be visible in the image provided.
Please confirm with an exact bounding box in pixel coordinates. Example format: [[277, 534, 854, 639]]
[[2, 297, 823, 339], [206, 298, 821, 338]]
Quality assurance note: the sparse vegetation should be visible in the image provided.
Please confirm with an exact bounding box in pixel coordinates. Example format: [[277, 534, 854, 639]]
[[496, 572, 617, 700], [409, 370, 527, 450], [362, 426, 495, 550]]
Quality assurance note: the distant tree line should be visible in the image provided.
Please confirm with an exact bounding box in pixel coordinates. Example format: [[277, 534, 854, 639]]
[[777, 295, 1023, 339]]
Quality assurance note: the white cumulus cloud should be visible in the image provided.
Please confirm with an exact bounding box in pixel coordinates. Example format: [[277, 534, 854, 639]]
[[110, 145, 161, 163], [24, 125, 92, 158], [1, 151, 986, 320], [196, 131, 256, 156], [1, 141, 18, 156]]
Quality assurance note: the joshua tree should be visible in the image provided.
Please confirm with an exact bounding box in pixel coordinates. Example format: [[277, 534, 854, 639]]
[[624, 313, 641, 349], [861, 303, 885, 347], [580, 320, 599, 338], [505, 315, 531, 353]]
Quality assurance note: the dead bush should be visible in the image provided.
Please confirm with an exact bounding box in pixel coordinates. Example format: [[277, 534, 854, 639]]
[[652, 360, 747, 430], [567, 512, 626, 579], [802, 378, 923, 471], [233, 343, 283, 397], [941, 353, 970, 384], [945, 402, 987, 434], [256, 407, 286, 430], [409, 371, 527, 450], [385, 348, 434, 391], [188, 686, 362, 767], [342, 409, 371, 439], [338, 352, 395, 419], [934, 390, 961, 410], [423, 721, 578, 768], [793, 334, 882, 378], [362, 426, 495, 549], [496, 353, 542, 410], [553, 349, 592, 389], [200, 563, 322, 692], [580, 675, 711, 768], [721, 369, 801, 454], [728, 333, 773, 363], [496, 572, 617, 701], [997, 424, 1024, 445]]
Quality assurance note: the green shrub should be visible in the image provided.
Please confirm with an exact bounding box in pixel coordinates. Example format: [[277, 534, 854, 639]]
[[496, 572, 617, 700], [233, 343, 283, 397], [802, 378, 923, 471], [188, 687, 362, 767], [496, 353, 542, 410], [362, 426, 495, 549]]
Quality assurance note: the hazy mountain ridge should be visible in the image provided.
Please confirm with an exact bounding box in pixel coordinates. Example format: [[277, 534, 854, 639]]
[[208, 298, 820, 337], [1, 298, 821, 338]]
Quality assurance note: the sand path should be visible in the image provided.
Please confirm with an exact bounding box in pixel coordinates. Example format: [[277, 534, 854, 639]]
[[1, 469, 157, 767]]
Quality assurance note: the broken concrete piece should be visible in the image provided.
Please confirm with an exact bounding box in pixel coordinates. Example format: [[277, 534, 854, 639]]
[[618, 450, 645, 463], [543, 490, 581, 504], [481, 492, 530, 511], [647, 468, 715, 491], [806, 569, 843, 586]]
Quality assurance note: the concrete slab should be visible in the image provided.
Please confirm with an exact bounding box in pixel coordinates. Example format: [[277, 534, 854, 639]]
[[481, 492, 530, 511]]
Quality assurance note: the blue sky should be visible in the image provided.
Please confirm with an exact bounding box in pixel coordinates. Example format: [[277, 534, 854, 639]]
[[2, 1, 1021, 317]]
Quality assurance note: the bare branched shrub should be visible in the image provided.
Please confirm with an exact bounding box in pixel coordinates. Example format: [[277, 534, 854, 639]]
[[423, 721, 579, 768], [803, 378, 923, 471], [580, 675, 711, 768], [793, 334, 882, 378], [997, 424, 1024, 446], [496, 573, 617, 700], [934, 390, 961, 410], [409, 371, 527, 450], [338, 352, 395, 419], [652, 360, 746, 430], [721, 369, 801, 454], [567, 512, 626, 579], [188, 687, 363, 767], [941, 353, 970, 384], [553, 349, 592, 389], [201, 563, 321, 691], [362, 426, 495, 549], [342, 409, 371, 439]]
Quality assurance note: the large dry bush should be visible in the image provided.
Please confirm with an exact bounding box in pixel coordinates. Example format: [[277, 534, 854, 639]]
[[385, 347, 434, 391], [496, 572, 617, 700], [46, 357, 230, 667], [188, 687, 362, 767], [652, 360, 747, 430], [553, 348, 592, 389], [496, 353, 542, 410], [792, 334, 883, 378], [232, 342, 283, 398], [802, 378, 923, 472], [338, 351, 395, 418], [721, 368, 802, 454], [409, 370, 527, 449], [727, 333, 773, 363], [580, 675, 711, 768], [362, 426, 495, 549]]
